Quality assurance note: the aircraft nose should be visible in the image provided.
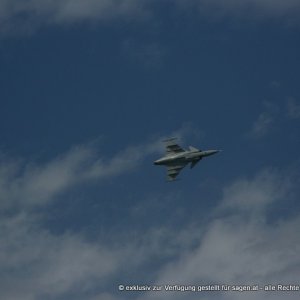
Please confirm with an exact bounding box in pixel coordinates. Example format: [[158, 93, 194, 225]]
[[205, 149, 221, 156]]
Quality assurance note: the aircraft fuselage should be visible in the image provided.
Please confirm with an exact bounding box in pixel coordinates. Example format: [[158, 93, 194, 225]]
[[154, 149, 219, 166]]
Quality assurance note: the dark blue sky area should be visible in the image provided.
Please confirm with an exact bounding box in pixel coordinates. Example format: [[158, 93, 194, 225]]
[[1, 16, 299, 160]]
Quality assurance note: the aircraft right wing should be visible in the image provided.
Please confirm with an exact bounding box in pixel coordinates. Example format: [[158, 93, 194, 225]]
[[166, 163, 187, 181], [164, 138, 185, 156]]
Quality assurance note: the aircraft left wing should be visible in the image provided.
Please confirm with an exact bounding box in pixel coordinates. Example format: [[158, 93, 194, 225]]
[[164, 138, 185, 156], [166, 163, 187, 181]]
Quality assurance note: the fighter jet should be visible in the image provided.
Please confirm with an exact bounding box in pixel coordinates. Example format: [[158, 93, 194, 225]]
[[154, 138, 221, 181]]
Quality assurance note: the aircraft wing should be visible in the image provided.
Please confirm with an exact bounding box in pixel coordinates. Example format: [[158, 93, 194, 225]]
[[190, 158, 202, 169], [164, 138, 185, 156], [166, 163, 187, 181]]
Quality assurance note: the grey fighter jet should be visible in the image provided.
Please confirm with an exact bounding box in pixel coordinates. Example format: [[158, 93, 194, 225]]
[[154, 138, 221, 181]]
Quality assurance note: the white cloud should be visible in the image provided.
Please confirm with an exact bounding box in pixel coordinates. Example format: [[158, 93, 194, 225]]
[[1, 164, 299, 300], [0, 209, 203, 300], [249, 112, 274, 138], [247, 101, 279, 139], [0, 124, 198, 210], [89, 294, 119, 300], [0, 129, 198, 299], [179, 0, 300, 20], [0, 212, 122, 300], [0, 139, 163, 210], [139, 168, 300, 300], [1, 132, 299, 300], [0, 0, 148, 31], [247, 97, 300, 139], [287, 97, 300, 119], [219, 169, 289, 213], [0, 147, 166, 299], [1, 0, 300, 35]]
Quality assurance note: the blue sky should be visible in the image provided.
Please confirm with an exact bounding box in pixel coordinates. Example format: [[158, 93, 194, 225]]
[[1, 1, 300, 300]]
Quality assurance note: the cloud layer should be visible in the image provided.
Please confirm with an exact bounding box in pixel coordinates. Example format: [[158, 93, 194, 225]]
[[140, 169, 300, 300], [247, 101, 279, 139], [0, 212, 122, 300], [0, 135, 299, 300], [0, 137, 168, 300], [287, 98, 300, 119], [179, 0, 300, 20], [0, 0, 148, 34], [0, 139, 163, 210], [1, 0, 300, 35], [0, 124, 195, 210]]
